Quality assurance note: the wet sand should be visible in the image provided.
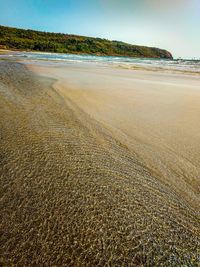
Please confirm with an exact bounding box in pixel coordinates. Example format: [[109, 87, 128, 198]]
[[0, 60, 200, 266], [31, 62, 200, 210]]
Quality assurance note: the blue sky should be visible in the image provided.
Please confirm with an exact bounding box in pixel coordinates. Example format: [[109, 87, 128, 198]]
[[0, 0, 199, 58]]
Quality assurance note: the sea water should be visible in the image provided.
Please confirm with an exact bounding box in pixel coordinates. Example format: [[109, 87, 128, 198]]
[[3, 51, 200, 74]]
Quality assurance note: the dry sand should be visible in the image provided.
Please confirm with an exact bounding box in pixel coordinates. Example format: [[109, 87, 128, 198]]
[[0, 60, 200, 266]]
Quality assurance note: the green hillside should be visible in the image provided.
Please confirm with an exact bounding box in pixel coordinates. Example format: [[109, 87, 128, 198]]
[[0, 25, 173, 59]]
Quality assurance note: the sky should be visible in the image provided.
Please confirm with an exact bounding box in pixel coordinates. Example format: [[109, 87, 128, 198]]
[[0, 0, 199, 59]]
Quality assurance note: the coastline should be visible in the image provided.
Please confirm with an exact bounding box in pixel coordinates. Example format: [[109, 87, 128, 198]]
[[0, 59, 200, 266], [1, 49, 200, 76]]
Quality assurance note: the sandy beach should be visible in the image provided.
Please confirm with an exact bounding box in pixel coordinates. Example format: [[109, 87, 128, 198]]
[[0, 59, 200, 266]]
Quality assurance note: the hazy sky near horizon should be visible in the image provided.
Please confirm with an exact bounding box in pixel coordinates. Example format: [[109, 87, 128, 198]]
[[0, 0, 199, 58]]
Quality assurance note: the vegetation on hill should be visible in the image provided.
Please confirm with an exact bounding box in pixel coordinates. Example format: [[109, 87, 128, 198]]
[[0, 25, 173, 58]]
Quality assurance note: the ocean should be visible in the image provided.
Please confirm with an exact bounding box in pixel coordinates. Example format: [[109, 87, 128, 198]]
[[2, 51, 200, 74]]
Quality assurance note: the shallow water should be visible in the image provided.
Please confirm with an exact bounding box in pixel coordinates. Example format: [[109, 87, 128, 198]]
[[0, 60, 200, 266], [29, 61, 200, 210]]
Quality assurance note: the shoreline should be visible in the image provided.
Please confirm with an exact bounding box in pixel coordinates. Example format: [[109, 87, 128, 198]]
[[1, 49, 200, 76]]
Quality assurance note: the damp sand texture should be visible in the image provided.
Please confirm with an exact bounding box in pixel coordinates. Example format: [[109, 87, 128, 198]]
[[0, 61, 200, 266]]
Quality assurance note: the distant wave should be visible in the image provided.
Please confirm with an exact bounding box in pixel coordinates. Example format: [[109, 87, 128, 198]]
[[4, 51, 200, 74]]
